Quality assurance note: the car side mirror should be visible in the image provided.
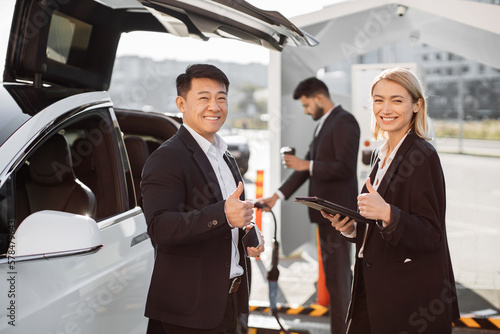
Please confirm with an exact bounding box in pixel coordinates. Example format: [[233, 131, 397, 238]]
[[6, 210, 103, 263]]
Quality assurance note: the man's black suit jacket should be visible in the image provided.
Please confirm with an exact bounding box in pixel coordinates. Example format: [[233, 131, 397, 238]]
[[279, 105, 360, 224], [141, 126, 249, 329]]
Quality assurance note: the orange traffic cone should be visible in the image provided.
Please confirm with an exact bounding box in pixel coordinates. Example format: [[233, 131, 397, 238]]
[[316, 227, 330, 306]]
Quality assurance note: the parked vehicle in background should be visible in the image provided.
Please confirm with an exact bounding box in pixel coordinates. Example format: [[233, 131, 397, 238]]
[[0, 0, 316, 333], [219, 124, 251, 176]]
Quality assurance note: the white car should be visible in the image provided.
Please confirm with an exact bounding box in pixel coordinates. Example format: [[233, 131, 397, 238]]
[[0, 0, 316, 333]]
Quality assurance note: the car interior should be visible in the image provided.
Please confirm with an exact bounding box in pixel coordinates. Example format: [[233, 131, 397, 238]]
[[16, 133, 97, 220], [115, 109, 181, 208], [2, 111, 129, 247]]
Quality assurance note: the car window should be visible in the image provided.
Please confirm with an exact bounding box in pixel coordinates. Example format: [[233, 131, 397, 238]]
[[0, 109, 130, 254]]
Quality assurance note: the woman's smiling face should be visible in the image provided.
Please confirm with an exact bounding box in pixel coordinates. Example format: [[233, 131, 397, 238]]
[[371, 79, 422, 140]]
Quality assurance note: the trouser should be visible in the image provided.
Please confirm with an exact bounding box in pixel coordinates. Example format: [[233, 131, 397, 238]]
[[146, 293, 238, 334], [317, 223, 353, 334], [346, 259, 371, 334]]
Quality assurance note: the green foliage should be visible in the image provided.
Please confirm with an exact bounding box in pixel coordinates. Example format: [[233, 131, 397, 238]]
[[433, 119, 500, 140]]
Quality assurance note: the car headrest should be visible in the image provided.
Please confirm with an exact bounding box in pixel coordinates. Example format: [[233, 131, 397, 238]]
[[29, 134, 74, 185]]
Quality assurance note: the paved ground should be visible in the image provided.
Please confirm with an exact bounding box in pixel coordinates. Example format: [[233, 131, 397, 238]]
[[248, 247, 331, 333], [247, 247, 500, 334]]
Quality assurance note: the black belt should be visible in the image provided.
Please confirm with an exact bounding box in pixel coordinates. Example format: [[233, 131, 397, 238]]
[[229, 276, 241, 294]]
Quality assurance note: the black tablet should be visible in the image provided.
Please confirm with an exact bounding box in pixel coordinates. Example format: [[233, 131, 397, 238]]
[[294, 196, 375, 224]]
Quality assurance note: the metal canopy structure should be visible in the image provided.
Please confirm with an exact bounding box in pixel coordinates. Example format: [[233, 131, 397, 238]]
[[268, 0, 500, 255]]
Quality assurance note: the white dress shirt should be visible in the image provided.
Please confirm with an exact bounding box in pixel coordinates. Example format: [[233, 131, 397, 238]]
[[183, 124, 244, 278]]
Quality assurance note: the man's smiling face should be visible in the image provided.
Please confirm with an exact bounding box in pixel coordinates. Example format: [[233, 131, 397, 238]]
[[176, 77, 228, 143]]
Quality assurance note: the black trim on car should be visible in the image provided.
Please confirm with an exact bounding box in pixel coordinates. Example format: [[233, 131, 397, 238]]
[[0, 245, 103, 264], [130, 232, 150, 247]]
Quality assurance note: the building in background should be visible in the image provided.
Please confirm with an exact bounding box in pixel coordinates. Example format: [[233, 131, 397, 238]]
[[321, 40, 500, 122], [109, 56, 268, 127], [110, 40, 500, 130]]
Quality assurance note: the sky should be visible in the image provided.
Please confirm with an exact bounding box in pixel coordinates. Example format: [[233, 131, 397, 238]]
[[116, 0, 339, 65]]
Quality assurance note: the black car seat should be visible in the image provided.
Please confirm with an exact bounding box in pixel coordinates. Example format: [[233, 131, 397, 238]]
[[24, 134, 97, 217], [124, 136, 150, 208]]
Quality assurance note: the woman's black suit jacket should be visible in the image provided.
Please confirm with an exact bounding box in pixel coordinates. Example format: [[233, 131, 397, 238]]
[[349, 132, 459, 333], [141, 126, 249, 329]]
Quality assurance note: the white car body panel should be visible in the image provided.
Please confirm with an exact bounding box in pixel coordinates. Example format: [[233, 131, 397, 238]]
[[0, 207, 153, 333], [0, 91, 154, 333]]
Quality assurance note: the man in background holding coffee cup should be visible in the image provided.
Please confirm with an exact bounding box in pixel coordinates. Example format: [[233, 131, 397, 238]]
[[259, 77, 360, 334]]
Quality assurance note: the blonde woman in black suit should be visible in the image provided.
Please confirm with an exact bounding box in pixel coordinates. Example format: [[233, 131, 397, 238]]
[[323, 68, 459, 334]]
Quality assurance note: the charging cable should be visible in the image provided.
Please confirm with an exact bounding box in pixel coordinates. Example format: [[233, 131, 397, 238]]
[[253, 202, 289, 334]]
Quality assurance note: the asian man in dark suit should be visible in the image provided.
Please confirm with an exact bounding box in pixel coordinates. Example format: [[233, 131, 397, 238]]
[[260, 77, 360, 334], [141, 64, 264, 333]]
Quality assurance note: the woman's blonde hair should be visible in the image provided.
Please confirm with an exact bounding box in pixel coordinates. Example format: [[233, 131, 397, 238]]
[[370, 67, 429, 140]]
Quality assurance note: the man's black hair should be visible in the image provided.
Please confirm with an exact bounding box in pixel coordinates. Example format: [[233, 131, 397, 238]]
[[293, 77, 330, 100], [176, 64, 230, 98]]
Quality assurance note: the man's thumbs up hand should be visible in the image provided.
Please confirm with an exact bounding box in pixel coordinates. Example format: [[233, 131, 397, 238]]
[[225, 182, 254, 228], [229, 181, 244, 200]]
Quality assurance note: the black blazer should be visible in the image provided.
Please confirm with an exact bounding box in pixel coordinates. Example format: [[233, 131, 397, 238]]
[[349, 132, 459, 333], [279, 105, 360, 224], [141, 126, 249, 329]]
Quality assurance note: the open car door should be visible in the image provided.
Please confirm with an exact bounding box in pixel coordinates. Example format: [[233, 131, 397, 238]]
[[4, 0, 317, 91], [139, 0, 318, 51]]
